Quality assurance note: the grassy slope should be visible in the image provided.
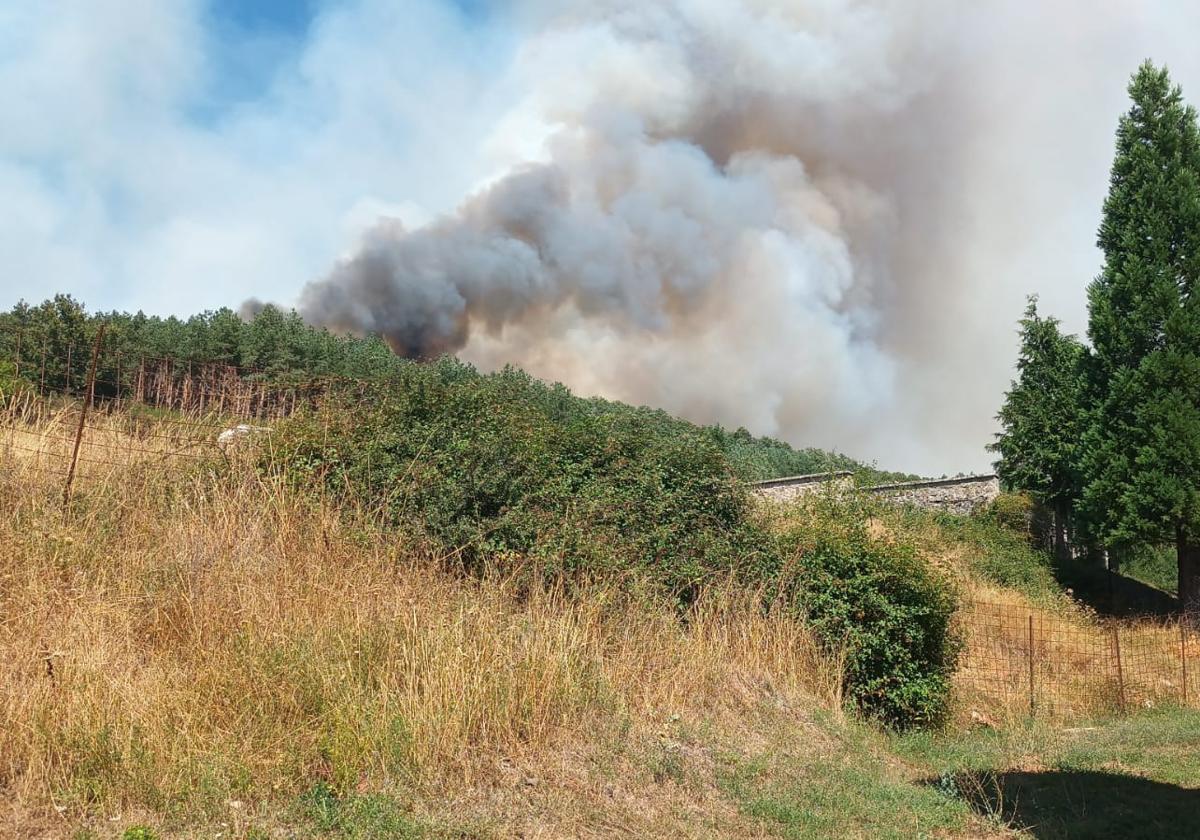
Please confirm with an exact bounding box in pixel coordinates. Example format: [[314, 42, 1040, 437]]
[[3, 411, 1199, 839], [0, 410, 956, 839], [898, 709, 1200, 839]]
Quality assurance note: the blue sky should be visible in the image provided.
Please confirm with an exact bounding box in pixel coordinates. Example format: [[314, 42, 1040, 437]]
[[0, 0, 518, 317], [211, 0, 323, 36], [199, 0, 496, 120]]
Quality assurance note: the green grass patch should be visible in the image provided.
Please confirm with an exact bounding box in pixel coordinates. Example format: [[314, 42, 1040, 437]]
[[1118, 544, 1178, 596], [719, 716, 975, 839], [895, 708, 1200, 839], [296, 782, 476, 839], [932, 510, 1064, 603]]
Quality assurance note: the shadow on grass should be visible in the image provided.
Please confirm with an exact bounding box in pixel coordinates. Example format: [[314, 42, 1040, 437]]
[[929, 769, 1200, 839], [1051, 560, 1178, 619]]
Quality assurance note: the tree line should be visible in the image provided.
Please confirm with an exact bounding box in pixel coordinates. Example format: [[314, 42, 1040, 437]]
[[993, 62, 1200, 611], [0, 295, 905, 484]]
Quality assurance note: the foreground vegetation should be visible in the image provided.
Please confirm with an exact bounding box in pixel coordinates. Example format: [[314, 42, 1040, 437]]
[[3, 405, 1198, 838], [899, 708, 1200, 839]]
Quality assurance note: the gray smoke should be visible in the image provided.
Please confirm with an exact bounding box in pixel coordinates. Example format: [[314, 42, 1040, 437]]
[[291, 0, 1200, 473]]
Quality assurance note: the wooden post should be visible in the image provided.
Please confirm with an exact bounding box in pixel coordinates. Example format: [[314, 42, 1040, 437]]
[[1113, 625, 1126, 713], [39, 335, 47, 396], [62, 325, 105, 511], [1183, 622, 1190, 706], [1028, 614, 1036, 717]]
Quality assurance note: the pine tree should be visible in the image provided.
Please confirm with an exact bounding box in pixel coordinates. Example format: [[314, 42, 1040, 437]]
[[1081, 62, 1200, 611], [991, 297, 1087, 559]]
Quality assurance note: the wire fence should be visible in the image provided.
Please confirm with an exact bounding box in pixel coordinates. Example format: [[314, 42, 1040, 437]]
[[0, 321, 371, 421], [955, 598, 1198, 719], [2, 332, 1198, 721], [0, 326, 366, 503]]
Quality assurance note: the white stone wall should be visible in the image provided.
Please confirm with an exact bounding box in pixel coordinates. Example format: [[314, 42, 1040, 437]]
[[869, 475, 1000, 515], [751, 472, 854, 503], [751, 472, 1000, 515]]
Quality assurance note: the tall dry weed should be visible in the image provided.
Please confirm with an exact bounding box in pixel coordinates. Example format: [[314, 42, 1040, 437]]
[[0, 404, 839, 822]]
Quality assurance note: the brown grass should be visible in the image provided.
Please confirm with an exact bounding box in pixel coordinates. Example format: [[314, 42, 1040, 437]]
[[757, 491, 1200, 726], [0, 403, 842, 837]]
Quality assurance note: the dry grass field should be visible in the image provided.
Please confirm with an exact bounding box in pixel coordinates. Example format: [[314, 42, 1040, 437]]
[[1, 404, 857, 837], [3, 401, 1198, 838]]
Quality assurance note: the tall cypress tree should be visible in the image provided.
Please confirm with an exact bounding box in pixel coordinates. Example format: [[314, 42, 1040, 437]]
[[991, 297, 1087, 560], [1081, 62, 1200, 610]]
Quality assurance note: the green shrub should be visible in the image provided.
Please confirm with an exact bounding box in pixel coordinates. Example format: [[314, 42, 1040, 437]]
[[985, 492, 1035, 533], [0, 360, 25, 399], [267, 363, 956, 728], [266, 361, 763, 600], [773, 498, 960, 728]]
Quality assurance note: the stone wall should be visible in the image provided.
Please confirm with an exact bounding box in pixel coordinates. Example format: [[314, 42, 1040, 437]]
[[865, 474, 1000, 515], [750, 471, 854, 503], [750, 472, 1000, 515]]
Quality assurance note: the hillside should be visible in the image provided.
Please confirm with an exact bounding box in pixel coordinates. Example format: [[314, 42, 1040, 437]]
[[3, 399, 1199, 838], [0, 295, 911, 484]]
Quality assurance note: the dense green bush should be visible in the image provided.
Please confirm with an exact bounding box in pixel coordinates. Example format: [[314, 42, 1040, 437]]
[[985, 492, 1036, 533], [265, 361, 956, 727], [0, 360, 24, 399], [266, 360, 767, 599], [771, 498, 959, 728]]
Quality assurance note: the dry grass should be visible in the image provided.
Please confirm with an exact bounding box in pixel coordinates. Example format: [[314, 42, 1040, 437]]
[[0, 402, 843, 837], [867, 501, 1200, 725], [758, 492, 1200, 727]]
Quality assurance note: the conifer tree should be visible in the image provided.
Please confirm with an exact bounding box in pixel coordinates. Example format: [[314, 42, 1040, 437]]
[[1081, 62, 1200, 610], [991, 297, 1087, 559]]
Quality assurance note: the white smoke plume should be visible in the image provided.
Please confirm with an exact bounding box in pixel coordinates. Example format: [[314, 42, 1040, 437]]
[[295, 0, 1200, 473]]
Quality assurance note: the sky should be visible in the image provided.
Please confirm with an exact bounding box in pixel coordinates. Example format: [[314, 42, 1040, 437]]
[[1, 1, 1199, 475]]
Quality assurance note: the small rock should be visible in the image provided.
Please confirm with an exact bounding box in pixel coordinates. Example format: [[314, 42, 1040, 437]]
[[969, 709, 997, 729]]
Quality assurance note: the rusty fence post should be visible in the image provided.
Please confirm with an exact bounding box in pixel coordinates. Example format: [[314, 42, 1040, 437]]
[[62, 324, 105, 511], [1028, 614, 1036, 717], [1183, 621, 1190, 707], [39, 336, 47, 396], [1112, 625, 1126, 713]]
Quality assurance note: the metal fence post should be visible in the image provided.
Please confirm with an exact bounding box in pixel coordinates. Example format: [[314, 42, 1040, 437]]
[[1183, 621, 1190, 706], [1113, 625, 1126, 713], [39, 335, 47, 396], [62, 324, 105, 511], [1028, 613, 1036, 717]]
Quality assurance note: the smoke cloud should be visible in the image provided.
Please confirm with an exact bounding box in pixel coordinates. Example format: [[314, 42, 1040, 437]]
[[293, 0, 1200, 474]]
